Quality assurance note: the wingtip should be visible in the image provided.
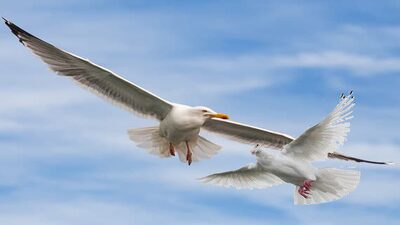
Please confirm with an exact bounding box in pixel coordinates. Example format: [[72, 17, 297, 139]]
[[2, 17, 9, 25], [197, 176, 206, 181], [197, 175, 212, 183], [3, 17, 14, 30]]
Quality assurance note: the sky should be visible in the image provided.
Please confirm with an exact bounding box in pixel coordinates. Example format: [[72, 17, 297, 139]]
[[0, 0, 399, 224]]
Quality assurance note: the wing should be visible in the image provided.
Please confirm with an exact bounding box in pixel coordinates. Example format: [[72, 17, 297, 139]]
[[283, 93, 355, 162], [4, 18, 172, 120], [328, 152, 396, 165], [199, 163, 284, 190], [203, 118, 294, 150]]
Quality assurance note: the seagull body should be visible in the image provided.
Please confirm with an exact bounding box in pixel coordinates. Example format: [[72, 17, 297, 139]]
[[201, 94, 361, 205], [160, 104, 207, 144], [258, 153, 317, 186]]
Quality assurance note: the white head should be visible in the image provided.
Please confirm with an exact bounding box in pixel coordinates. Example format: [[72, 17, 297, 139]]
[[193, 106, 229, 120], [250, 144, 262, 156], [250, 144, 273, 159]]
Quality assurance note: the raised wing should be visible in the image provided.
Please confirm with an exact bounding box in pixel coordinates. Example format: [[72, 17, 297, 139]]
[[4, 18, 172, 120], [199, 163, 284, 190], [283, 93, 355, 162], [203, 118, 294, 150]]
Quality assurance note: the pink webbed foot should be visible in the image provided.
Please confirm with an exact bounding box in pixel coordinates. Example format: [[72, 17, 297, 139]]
[[298, 180, 313, 199]]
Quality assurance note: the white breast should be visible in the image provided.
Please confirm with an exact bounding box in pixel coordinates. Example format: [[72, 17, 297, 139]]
[[159, 104, 204, 144]]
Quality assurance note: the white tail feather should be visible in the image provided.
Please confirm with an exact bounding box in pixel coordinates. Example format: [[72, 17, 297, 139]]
[[128, 126, 171, 158], [174, 136, 221, 163], [294, 168, 360, 205], [128, 127, 221, 163]]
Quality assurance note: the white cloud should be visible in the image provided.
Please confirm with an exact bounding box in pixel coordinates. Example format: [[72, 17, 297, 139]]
[[180, 51, 400, 77], [270, 51, 400, 75]]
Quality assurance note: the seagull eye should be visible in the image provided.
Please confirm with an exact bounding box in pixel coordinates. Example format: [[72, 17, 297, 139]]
[[202, 110, 208, 113]]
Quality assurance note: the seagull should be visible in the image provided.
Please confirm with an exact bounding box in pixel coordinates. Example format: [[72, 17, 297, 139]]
[[4, 18, 392, 166], [201, 93, 361, 205], [3, 18, 295, 165]]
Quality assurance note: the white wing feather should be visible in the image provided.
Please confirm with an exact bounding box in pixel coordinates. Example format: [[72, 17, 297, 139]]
[[4, 19, 172, 120], [283, 94, 355, 162], [203, 118, 294, 150], [200, 163, 284, 190]]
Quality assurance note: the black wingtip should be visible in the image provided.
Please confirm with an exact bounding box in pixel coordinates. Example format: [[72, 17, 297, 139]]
[[3, 17, 16, 32], [2, 18, 35, 46], [2, 17, 10, 25]]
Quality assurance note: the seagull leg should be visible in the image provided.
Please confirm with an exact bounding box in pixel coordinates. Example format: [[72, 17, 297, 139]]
[[298, 180, 313, 199], [169, 143, 175, 156], [185, 141, 192, 166], [303, 180, 313, 191]]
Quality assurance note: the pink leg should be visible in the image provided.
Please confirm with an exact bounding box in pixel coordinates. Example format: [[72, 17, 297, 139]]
[[185, 141, 192, 166], [169, 143, 175, 156], [298, 180, 313, 199], [303, 180, 313, 191]]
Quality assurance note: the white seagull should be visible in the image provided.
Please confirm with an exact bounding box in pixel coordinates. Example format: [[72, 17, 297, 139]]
[[201, 93, 361, 205], [4, 19, 295, 165]]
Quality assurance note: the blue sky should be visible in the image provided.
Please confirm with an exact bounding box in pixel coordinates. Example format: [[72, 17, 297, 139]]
[[0, 0, 399, 224]]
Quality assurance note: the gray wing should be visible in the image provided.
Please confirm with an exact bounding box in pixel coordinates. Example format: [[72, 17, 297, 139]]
[[4, 18, 172, 120], [203, 118, 294, 150], [200, 163, 284, 190]]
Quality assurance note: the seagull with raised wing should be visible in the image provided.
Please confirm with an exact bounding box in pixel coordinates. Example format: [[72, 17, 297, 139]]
[[3, 18, 296, 165], [201, 94, 361, 205]]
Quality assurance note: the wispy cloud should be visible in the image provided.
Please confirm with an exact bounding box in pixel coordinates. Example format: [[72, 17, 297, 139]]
[[269, 51, 400, 75], [180, 51, 400, 76]]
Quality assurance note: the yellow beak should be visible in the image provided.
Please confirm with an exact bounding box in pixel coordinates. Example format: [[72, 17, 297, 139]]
[[209, 113, 229, 120]]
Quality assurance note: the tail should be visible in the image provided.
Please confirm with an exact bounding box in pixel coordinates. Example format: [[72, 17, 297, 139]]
[[128, 127, 221, 163], [174, 136, 221, 163], [294, 168, 360, 205], [128, 126, 171, 158]]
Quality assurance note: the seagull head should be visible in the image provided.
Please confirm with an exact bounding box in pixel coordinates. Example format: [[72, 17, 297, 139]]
[[250, 145, 274, 160], [250, 144, 262, 156], [195, 106, 229, 120]]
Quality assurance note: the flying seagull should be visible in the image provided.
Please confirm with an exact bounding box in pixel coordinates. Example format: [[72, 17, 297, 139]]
[[4, 18, 392, 166], [201, 94, 361, 205], [3, 18, 296, 165]]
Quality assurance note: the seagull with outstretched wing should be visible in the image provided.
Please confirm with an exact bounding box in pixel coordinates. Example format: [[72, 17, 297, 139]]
[[3, 18, 295, 165]]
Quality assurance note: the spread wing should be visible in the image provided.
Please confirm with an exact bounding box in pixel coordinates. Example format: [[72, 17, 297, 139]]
[[283, 93, 355, 162], [203, 119, 294, 150], [199, 163, 284, 189], [4, 18, 172, 120]]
